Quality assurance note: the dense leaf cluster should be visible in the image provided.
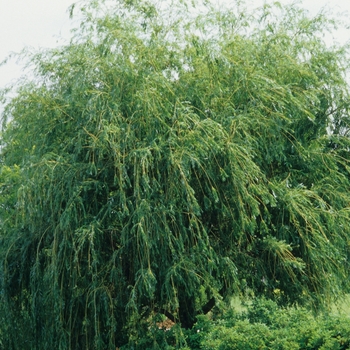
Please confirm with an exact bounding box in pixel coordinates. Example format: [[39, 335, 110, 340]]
[[185, 298, 350, 350], [1, 0, 350, 348]]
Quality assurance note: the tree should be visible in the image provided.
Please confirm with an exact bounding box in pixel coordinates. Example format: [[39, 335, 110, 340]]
[[1, 0, 350, 348]]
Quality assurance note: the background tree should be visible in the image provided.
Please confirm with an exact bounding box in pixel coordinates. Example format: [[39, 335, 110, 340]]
[[1, 0, 350, 348]]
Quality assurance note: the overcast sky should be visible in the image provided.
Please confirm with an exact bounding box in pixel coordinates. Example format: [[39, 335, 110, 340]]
[[0, 0, 349, 92]]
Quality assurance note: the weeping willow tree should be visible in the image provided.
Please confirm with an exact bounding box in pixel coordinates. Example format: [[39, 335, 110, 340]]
[[1, 0, 350, 348]]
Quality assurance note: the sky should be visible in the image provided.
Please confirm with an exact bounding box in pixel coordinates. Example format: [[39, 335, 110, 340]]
[[0, 0, 349, 93], [0, 0, 76, 89]]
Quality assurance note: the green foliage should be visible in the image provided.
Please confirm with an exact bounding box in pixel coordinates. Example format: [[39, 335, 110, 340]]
[[185, 298, 350, 350], [1, 0, 350, 348]]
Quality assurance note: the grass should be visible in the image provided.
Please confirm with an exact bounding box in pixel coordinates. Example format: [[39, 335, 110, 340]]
[[331, 294, 350, 315]]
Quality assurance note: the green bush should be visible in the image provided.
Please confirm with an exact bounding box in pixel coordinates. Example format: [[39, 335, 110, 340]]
[[183, 298, 350, 350]]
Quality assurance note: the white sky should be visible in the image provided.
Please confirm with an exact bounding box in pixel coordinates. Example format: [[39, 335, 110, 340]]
[[0, 0, 349, 93]]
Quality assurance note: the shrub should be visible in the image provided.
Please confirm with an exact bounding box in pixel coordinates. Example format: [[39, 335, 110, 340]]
[[184, 298, 350, 350]]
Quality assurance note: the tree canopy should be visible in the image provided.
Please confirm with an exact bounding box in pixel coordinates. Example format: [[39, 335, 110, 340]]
[[1, 0, 350, 348]]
